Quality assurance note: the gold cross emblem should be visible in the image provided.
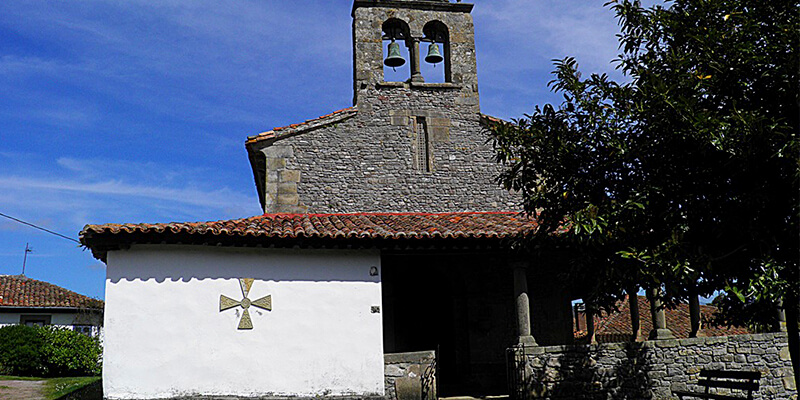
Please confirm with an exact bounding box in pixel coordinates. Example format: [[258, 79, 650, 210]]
[[220, 278, 272, 330]]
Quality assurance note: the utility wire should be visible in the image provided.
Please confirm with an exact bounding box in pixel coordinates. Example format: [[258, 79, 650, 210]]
[[0, 212, 81, 244]]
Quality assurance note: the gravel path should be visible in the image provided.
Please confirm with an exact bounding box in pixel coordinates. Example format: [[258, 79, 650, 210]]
[[0, 379, 45, 400]]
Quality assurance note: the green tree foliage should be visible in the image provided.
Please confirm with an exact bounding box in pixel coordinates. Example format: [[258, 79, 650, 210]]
[[0, 325, 102, 377], [489, 0, 798, 377]]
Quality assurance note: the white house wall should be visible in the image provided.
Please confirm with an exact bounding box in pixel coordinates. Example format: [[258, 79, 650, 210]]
[[104, 245, 384, 400]]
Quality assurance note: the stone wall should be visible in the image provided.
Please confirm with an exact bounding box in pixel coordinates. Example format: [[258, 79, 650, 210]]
[[508, 332, 797, 400], [384, 351, 437, 400]]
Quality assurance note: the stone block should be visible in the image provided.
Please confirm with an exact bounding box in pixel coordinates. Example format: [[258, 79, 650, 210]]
[[263, 145, 293, 158], [780, 346, 791, 361], [431, 126, 449, 142], [280, 170, 301, 183], [784, 376, 797, 391], [385, 364, 405, 377], [655, 339, 679, 348], [429, 117, 450, 127], [278, 183, 297, 195], [391, 116, 409, 126], [395, 377, 422, 400], [266, 157, 286, 170], [277, 194, 299, 205]]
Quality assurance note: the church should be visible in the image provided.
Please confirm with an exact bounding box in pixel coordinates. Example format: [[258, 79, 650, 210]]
[[81, 1, 798, 400], [81, 1, 576, 398]]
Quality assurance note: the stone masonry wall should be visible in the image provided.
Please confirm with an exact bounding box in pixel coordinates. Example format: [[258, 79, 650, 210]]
[[261, 98, 517, 213], [509, 332, 797, 400], [384, 351, 437, 400]]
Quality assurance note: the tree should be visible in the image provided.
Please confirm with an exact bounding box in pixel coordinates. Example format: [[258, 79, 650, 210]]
[[490, 0, 798, 384]]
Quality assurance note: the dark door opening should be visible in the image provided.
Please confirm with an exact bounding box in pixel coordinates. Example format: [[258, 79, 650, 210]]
[[382, 253, 513, 397]]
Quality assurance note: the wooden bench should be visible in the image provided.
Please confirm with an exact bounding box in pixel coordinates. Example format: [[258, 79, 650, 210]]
[[673, 370, 761, 400]]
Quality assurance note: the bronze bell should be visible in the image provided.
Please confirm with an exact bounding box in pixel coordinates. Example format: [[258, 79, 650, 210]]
[[425, 42, 444, 65], [384, 41, 406, 68]]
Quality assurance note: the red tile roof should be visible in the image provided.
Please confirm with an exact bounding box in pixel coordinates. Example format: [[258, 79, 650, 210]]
[[81, 212, 537, 261], [575, 295, 750, 343], [246, 107, 358, 145], [0, 275, 103, 310]]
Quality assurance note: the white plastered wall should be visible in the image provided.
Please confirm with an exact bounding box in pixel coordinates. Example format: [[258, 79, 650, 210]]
[[104, 245, 384, 400]]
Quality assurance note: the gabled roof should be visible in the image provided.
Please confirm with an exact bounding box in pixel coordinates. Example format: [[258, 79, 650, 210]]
[[81, 212, 538, 261], [0, 275, 103, 310], [575, 295, 750, 343], [245, 107, 358, 147]]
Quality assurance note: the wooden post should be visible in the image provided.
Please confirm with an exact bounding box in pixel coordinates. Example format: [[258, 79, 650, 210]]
[[648, 287, 675, 340], [513, 263, 536, 346], [628, 286, 641, 342]]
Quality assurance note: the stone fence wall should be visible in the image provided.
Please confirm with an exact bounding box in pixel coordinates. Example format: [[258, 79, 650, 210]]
[[384, 351, 437, 400], [508, 332, 796, 400]]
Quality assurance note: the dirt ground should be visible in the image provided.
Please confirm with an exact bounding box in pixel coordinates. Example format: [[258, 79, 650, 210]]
[[0, 379, 45, 400]]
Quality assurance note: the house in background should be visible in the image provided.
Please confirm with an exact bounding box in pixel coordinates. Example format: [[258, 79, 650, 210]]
[[573, 295, 751, 344], [0, 274, 103, 337]]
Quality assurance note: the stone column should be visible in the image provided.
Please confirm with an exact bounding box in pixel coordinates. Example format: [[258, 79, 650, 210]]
[[410, 39, 424, 83], [688, 287, 704, 338], [648, 287, 675, 340], [586, 307, 597, 344], [776, 298, 787, 332], [628, 286, 641, 341], [512, 263, 537, 346]]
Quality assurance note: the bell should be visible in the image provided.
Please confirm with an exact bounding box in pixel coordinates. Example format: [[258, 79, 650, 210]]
[[425, 42, 444, 65], [384, 41, 406, 68]]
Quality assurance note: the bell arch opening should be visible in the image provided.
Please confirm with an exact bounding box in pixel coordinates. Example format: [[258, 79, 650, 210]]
[[382, 18, 412, 82], [421, 20, 450, 83]]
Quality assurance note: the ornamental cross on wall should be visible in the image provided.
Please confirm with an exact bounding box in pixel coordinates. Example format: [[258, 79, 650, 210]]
[[220, 278, 272, 330]]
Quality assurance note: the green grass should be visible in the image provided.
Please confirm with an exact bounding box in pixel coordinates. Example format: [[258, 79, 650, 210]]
[[0, 375, 101, 399], [43, 376, 100, 400]]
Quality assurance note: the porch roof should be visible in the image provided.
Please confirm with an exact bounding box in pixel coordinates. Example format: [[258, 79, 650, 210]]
[[81, 211, 540, 262]]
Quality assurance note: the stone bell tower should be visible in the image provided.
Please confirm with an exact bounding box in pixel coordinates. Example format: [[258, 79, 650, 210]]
[[352, 0, 480, 111], [245, 0, 517, 213]]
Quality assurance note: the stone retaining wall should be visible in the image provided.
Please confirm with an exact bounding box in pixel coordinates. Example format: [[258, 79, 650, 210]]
[[508, 332, 797, 400], [384, 351, 437, 400]]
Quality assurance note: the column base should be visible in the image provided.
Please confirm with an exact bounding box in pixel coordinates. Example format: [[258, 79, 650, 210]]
[[648, 328, 675, 340], [410, 73, 425, 83], [517, 335, 537, 346]]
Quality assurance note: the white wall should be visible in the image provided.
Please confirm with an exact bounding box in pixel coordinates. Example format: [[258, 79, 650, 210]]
[[0, 312, 78, 326], [104, 245, 384, 400]]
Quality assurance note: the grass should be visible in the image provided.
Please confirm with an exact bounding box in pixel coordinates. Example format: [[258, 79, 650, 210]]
[[0, 375, 101, 399], [43, 376, 100, 400]]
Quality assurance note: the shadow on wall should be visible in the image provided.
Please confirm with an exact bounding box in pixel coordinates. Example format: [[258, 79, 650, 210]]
[[510, 342, 652, 400], [106, 245, 381, 284]]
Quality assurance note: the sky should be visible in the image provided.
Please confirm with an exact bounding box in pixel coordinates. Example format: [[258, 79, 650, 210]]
[[0, 0, 631, 300]]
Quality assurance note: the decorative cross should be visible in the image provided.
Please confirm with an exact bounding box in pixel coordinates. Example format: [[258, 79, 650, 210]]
[[220, 278, 272, 330]]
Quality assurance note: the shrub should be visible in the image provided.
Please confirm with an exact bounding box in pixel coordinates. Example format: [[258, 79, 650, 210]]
[[40, 326, 102, 377], [0, 324, 46, 376], [0, 325, 102, 377]]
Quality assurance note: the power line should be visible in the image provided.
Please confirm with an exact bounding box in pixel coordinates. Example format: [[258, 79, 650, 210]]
[[0, 212, 81, 244]]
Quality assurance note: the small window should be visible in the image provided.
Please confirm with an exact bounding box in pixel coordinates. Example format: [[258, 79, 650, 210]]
[[413, 117, 431, 172], [21, 315, 51, 327], [73, 325, 94, 337]]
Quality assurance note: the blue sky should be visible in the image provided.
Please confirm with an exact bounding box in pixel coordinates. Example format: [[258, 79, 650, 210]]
[[0, 1, 628, 300]]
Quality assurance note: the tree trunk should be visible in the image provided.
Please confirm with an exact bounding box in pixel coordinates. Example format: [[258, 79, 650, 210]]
[[785, 290, 799, 390]]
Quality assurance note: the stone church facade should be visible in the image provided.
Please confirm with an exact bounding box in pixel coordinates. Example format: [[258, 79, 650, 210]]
[[245, 0, 517, 213]]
